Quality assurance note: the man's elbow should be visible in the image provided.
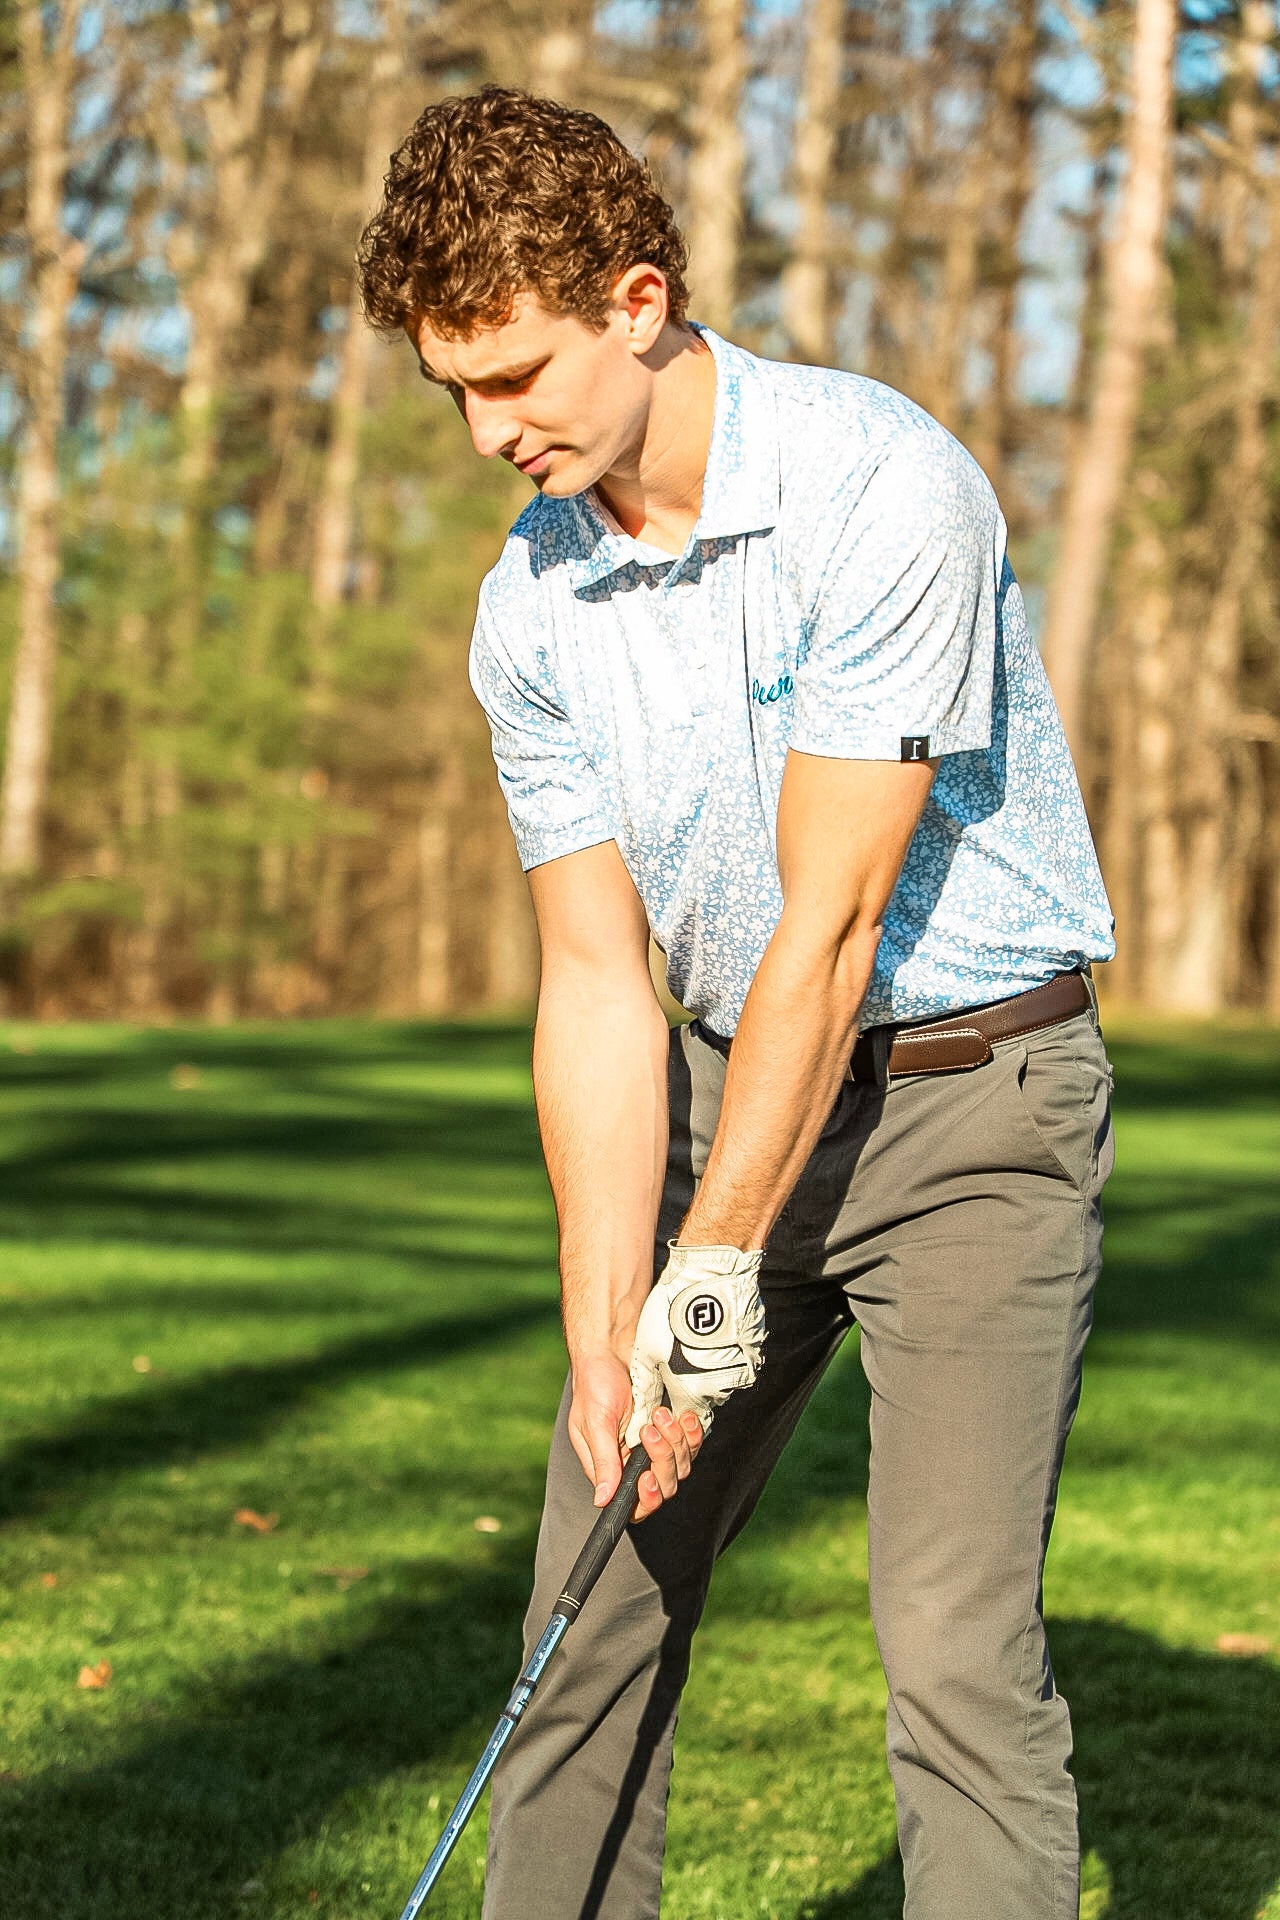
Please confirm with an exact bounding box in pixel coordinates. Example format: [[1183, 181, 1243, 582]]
[[772, 900, 885, 1002]]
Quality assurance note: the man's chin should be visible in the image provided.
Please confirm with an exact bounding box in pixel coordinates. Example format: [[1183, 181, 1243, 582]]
[[530, 469, 586, 498], [522, 454, 605, 500]]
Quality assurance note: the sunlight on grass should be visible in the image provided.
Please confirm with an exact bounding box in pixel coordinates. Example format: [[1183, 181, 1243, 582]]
[[1080, 1848, 1114, 1918], [0, 1017, 1276, 1920]]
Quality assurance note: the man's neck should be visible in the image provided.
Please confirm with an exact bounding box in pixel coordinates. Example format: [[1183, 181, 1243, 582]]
[[593, 328, 717, 555]]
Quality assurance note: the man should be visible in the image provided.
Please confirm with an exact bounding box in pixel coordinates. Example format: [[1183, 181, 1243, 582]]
[[358, 86, 1116, 1920]]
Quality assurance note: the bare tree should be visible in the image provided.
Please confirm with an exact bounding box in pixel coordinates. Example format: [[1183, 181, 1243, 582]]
[[1038, 0, 1177, 763], [967, 0, 1037, 498], [311, 0, 408, 612], [0, 0, 85, 881], [781, 0, 844, 363], [163, 0, 326, 501], [1166, 0, 1279, 1010], [685, 0, 747, 332]]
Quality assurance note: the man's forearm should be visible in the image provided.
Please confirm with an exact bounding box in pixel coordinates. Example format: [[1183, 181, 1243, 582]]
[[680, 916, 880, 1250], [533, 971, 670, 1361]]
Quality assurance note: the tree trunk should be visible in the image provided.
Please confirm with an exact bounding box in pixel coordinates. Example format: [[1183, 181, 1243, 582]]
[[416, 749, 463, 1016], [311, 0, 406, 611], [0, 0, 84, 882], [686, 0, 747, 334], [1097, 595, 1138, 1004], [1038, 0, 1176, 764], [173, 0, 325, 502], [485, 817, 539, 1011], [251, 245, 315, 574], [781, 0, 844, 364], [925, 159, 984, 435], [1125, 515, 1180, 1001], [1163, 0, 1278, 1012], [968, 0, 1037, 498]]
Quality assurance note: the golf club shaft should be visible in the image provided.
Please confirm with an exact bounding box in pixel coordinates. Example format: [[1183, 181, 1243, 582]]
[[397, 1444, 650, 1919]]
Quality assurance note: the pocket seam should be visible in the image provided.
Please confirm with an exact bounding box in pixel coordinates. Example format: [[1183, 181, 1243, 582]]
[[1013, 1040, 1092, 1193]]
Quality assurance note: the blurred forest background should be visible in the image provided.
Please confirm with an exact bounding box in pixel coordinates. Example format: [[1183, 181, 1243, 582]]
[[2, 0, 1278, 1023]]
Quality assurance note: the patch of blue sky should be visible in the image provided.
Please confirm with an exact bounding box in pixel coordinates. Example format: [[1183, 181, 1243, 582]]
[[134, 304, 190, 372]]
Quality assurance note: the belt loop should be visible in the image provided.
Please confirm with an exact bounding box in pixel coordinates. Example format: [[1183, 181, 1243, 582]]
[[871, 1025, 892, 1092], [1081, 964, 1099, 1026]]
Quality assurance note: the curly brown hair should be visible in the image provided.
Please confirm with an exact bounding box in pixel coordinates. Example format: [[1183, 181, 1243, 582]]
[[357, 86, 689, 341]]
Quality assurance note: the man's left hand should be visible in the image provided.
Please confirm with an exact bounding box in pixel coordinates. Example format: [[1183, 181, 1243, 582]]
[[623, 1244, 767, 1448]]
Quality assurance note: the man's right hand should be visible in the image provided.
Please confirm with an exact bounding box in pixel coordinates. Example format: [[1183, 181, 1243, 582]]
[[568, 1349, 704, 1524]]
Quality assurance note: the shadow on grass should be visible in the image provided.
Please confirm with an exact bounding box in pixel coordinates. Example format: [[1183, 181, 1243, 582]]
[[1103, 1026, 1280, 1117], [0, 1025, 544, 1273], [4, 1576, 1277, 1920], [2, 1023, 1277, 1917], [799, 1622, 1280, 1920], [0, 1296, 559, 1528], [0, 1020, 535, 1087], [0, 1548, 539, 1920]]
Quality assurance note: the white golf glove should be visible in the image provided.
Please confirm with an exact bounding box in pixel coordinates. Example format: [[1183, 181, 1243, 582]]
[[623, 1243, 766, 1449]]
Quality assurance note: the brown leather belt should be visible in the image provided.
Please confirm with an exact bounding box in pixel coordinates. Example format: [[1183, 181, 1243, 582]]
[[848, 969, 1091, 1082]]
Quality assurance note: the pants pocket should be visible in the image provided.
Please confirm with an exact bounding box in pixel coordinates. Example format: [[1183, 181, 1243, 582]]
[[1012, 1027, 1111, 1195]]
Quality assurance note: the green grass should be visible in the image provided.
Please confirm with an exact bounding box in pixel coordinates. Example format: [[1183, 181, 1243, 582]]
[[0, 1017, 1277, 1920]]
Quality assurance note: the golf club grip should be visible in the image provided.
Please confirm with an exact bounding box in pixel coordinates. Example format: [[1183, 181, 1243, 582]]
[[556, 1446, 649, 1614]]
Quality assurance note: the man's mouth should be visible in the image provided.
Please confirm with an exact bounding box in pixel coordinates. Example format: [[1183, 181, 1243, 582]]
[[515, 449, 555, 477]]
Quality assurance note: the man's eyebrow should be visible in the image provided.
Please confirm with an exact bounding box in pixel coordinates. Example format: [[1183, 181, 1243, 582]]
[[416, 355, 548, 389]]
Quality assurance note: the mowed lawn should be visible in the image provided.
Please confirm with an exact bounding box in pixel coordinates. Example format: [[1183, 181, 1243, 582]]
[[0, 1018, 1277, 1920]]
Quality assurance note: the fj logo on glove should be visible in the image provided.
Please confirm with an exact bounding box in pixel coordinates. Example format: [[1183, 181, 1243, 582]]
[[685, 1294, 725, 1337]]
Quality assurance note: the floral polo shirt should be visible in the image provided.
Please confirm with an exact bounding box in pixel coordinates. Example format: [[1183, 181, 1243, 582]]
[[468, 324, 1115, 1034]]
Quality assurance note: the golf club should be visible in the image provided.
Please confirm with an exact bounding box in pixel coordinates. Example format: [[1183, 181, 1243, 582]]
[[396, 1441, 651, 1918]]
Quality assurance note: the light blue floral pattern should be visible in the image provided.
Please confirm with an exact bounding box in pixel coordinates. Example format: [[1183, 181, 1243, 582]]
[[469, 326, 1115, 1033]]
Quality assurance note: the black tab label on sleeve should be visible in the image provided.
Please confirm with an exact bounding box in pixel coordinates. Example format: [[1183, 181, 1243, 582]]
[[901, 735, 931, 762]]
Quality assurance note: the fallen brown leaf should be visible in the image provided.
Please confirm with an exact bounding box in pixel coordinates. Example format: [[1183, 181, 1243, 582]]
[[474, 1515, 502, 1534], [132, 1355, 153, 1374], [170, 1063, 202, 1091], [314, 1565, 368, 1591], [0, 1771, 24, 1786], [77, 1660, 112, 1690], [1216, 1632, 1271, 1657], [234, 1509, 279, 1534], [39, 1572, 57, 1589]]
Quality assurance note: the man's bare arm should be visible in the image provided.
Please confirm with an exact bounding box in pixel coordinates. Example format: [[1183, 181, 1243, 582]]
[[680, 751, 938, 1251], [528, 840, 703, 1515]]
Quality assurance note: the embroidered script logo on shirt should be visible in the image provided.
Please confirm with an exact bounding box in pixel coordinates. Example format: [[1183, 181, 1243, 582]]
[[751, 673, 794, 706]]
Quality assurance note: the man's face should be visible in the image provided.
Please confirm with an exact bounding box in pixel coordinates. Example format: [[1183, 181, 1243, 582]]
[[409, 287, 657, 498]]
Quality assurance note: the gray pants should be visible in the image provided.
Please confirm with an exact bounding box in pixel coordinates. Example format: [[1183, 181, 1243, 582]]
[[484, 999, 1115, 1920]]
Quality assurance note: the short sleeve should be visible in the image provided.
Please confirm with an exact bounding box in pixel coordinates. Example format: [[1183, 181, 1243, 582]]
[[469, 595, 616, 872], [789, 428, 999, 761]]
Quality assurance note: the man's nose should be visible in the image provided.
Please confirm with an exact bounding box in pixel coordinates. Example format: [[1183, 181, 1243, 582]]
[[464, 393, 519, 461]]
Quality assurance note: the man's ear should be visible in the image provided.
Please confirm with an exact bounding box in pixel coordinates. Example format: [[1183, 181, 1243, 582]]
[[612, 263, 670, 356]]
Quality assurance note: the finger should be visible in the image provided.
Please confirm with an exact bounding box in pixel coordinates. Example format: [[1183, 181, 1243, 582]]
[[680, 1408, 706, 1458], [630, 1461, 666, 1524], [586, 1410, 624, 1506], [652, 1404, 693, 1480], [567, 1415, 597, 1488], [645, 1407, 691, 1488], [639, 1421, 680, 1502]]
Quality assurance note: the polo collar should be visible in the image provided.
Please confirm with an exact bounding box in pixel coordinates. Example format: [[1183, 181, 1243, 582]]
[[567, 325, 780, 594]]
